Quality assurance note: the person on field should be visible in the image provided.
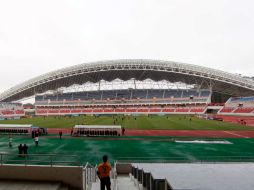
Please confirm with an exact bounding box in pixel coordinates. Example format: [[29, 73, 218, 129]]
[[23, 144, 28, 156], [59, 131, 63, 139], [9, 135, 12, 147], [122, 127, 125, 136], [35, 136, 39, 146], [97, 155, 112, 190], [18, 144, 23, 157], [35, 130, 39, 139]]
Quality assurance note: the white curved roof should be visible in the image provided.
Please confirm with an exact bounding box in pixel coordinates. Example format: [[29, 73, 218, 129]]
[[1, 59, 254, 101]]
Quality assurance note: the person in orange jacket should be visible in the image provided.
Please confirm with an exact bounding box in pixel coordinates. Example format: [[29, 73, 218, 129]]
[[97, 155, 112, 190]]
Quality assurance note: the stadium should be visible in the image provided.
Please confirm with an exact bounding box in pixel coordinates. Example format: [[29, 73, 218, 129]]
[[1, 59, 254, 189]]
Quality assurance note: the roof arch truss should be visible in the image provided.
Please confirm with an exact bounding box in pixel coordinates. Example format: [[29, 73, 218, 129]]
[[1, 59, 254, 102]]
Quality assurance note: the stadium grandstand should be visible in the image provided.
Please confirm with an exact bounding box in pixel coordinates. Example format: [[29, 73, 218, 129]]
[[0, 59, 254, 118], [219, 96, 254, 115], [1, 60, 254, 190], [35, 88, 210, 115], [1, 60, 254, 101], [0, 102, 25, 119]]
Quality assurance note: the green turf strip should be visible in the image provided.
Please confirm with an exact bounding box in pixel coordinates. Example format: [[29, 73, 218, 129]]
[[0, 115, 253, 130], [0, 136, 254, 165]]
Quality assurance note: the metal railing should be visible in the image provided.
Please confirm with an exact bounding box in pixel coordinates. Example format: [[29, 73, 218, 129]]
[[0, 153, 80, 166], [83, 162, 97, 190], [112, 161, 118, 190], [126, 155, 254, 190], [131, 166, 172, 190], [82, 161, 118, 190], [117, 155, 254, 163]]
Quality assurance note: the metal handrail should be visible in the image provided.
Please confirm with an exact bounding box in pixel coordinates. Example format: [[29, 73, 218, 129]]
[[83, 162, 97, 190], [0, 153, 80, 166], [0, 153, 79, 157], [116, 155, 254, 163], [112, 161, 118, 190], [132, 166, 172, 190], [118, 155, 254, 159], [84, 161, 117, 190], [165, 179, 173, 190]]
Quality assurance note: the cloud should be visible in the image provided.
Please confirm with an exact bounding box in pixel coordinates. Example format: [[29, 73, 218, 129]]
[[0, 0, 254, 92]]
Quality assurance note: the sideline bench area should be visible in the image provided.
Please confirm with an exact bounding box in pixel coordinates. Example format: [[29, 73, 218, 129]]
[[73, 125, 122, 137]]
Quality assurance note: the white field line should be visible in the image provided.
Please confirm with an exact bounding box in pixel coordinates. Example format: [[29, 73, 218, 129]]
[[175, 140, 232, 144], [223, 131, 249, 138]]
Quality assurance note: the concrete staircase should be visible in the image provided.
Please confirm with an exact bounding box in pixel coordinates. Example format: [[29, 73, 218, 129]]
[[0, 181, 69, 190], [91, 175, 139, 190]]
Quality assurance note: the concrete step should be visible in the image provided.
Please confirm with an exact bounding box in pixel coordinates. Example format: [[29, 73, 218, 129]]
[[91, 179, 117, 190], [91, 176, 139, 190], [0, 181, 61, 190], [91, 181, 100, 190], [58, 185, 69, 190], [117, 175, 139, 190]]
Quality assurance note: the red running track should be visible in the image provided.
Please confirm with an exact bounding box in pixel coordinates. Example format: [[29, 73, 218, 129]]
[[213, 115, 254, 127], [48, 128, 254, 138], [48, 128, 72, 134]]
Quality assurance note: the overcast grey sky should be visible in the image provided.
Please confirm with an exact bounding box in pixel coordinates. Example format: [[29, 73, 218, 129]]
[[0, 0, 254, 93]]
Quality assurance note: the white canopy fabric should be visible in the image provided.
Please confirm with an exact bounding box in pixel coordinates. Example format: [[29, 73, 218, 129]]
[[0, 124, 32, 128], [74, 125, 121, 129]]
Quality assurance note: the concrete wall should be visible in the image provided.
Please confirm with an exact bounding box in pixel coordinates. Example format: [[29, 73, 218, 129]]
[[116, 163, 132, 174], [0, 165, 83, 189]]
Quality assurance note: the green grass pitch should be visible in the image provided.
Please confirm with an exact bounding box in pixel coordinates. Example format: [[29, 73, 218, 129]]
[[0, 115, 253, 165], [0, 115, 253, 130]]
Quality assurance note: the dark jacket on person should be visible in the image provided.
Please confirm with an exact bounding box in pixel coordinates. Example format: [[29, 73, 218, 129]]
[[23, 144, 28, 155], [18, 144, 23, 154]]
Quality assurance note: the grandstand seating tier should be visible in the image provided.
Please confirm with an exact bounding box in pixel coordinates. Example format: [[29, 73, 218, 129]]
[[35, 89, 211, 105], [35, 105, 207, 115], [0, 102, 25, 118], [219, 96, 254, 116], [34, 89, 211, 115]]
